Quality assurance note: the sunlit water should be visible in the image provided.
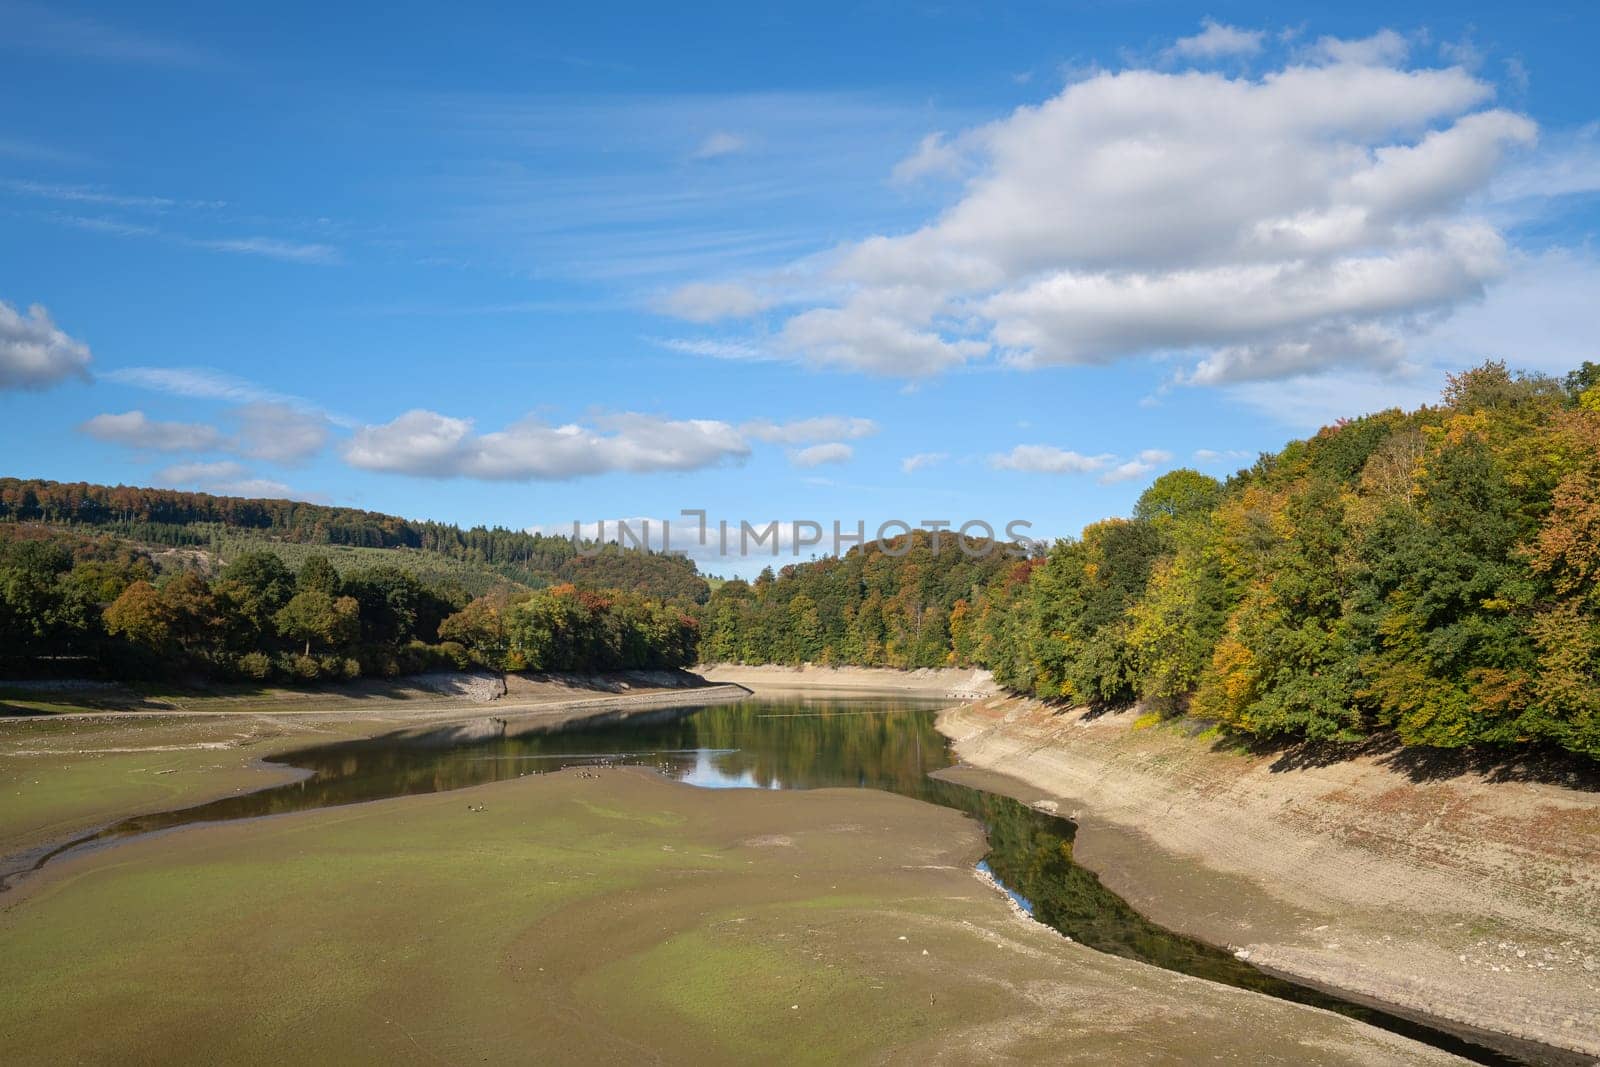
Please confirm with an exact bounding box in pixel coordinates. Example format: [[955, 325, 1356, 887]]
[[3, 696, 1565, 1065]]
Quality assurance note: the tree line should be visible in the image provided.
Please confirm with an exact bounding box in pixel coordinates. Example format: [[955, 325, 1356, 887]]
[[0, 533, 698, 683], [699, 361, 1600, 760]]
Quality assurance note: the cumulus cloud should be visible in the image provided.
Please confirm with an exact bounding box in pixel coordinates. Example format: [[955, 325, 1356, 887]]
[[781, 297, 987, 376], [343, 410, 751, 481], [0, 300, 92, 390], [79, 410, 224, 452], [1169, 19, 1265, 60], [788, 442, 853, 467], [232, 402, 331, 464], [1308, 30, 1410, 68], [675, 39, 1545, 386], [741, 416, 877, 444], [901, 451, 948, 473]]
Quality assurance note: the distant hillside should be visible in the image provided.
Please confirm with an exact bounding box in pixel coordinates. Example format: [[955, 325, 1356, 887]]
[[0, 478, 709, 603]]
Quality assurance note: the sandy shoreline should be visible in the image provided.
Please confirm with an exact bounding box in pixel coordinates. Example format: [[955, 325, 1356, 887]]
[[697, 663, 997, 699], [937, 694, 1600, 1057]]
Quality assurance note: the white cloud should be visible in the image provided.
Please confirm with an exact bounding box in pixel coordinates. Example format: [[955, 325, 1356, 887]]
[[901, 451, 948, 473], [890, 132, 972, 184], [990, 446, 1114, 474], [781, 296, 987, 375], [692, 131, 747, 159], [158, 460, 250, 482], [79, 410, 224, 452], [1491, 123, 1600, 203], [991, 445, 1173, 482], [687, 42, 1546, 387], [1099, 461, 1155, 484], [1169, 19, 1265, 60], [1225, 246, 1600, 430], [0, 300, 92, 390], [154, 460, 294, 498], [1100, 450, 1174, 485], [343, 410, 751, 481], [788, 442, 853, 467], [742, 416, 877, 444], [1308, 30, 1410, 68], [655, 281, 772, 322], [0, 178, 178, 210], [232, 403, 331, 464]]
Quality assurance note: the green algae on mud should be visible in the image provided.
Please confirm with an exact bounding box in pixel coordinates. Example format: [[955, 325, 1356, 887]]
[[0, 768, 1455, 1066], [0, 714, 322, 857]]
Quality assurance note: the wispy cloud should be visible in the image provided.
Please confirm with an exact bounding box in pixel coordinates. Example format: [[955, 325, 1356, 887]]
[[47, 213, 160, 238], [0, 136, 90, 165], [395, 90, 968, 282], [19, 204, 343, 265], [1, 178, 183, 210], [2, 2, 221, 69], [900, 451, 948, 473], [188, 236, 340, 264], [653, 337, 772, 361], [692, 131, 747, 159], [104, 366, 355, 428]]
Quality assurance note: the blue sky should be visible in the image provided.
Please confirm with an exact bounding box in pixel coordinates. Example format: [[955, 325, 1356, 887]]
[[2, 1, 1597, 576]]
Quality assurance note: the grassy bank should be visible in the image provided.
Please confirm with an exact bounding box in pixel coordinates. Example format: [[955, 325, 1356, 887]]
[[0, 767, 1453, 1065]]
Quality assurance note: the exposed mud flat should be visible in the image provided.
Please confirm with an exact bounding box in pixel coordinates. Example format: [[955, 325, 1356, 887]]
[[0, 767, 1463, 1065], [939, 695, 1600, 1057]]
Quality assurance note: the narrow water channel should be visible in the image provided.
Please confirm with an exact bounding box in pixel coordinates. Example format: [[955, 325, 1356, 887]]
[[3, 696, 1574, 1065]]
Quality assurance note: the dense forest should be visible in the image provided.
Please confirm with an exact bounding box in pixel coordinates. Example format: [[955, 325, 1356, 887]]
[[0, 530, 698, 683], [701, 362, 1600, 760]]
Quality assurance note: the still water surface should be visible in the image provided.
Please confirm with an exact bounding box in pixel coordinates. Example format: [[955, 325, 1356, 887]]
[[10, 696, 1564, 1065]]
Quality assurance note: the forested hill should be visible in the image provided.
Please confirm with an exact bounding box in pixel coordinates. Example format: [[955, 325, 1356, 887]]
[[701, 361, 1600, 760], [0, 477, 708, 603]]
